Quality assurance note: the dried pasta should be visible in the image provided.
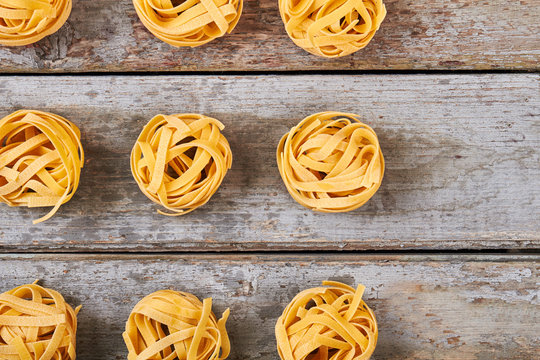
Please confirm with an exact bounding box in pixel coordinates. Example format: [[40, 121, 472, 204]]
[[123, 290, 230, 360], [131, 113, 232, 215], [0, 281, 81, 360], [0, 0, 72, 46], [275, 281, 377, 360], [0, 110, 84, 224], [132, 0, 243, 47], [276, 111, 384, 212], [278, 0, 386, 57]]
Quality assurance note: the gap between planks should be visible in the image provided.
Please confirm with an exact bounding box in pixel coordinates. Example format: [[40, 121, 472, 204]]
[[2, 253, 539, 262], [0, 69, 538, 77]]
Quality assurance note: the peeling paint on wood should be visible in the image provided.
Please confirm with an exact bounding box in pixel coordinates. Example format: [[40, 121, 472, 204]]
[[0, 74, 538, 251], [0, 0, 538, 72], [0, 254, 538, 359]]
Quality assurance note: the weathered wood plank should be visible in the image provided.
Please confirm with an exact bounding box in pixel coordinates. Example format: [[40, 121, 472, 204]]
[[0, 254, 538, 359], [0, 74, 538, 251], [0, 0, 538, 72]]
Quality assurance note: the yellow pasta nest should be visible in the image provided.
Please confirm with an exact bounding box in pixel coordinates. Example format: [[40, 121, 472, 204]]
[[276, 111, 384, 212], [131, 113, 232, 215], [0, 281, 81, 360], [0, 110, 84, 224], [123, 290, 230, 360], [132, 0, 243, 47], [275, 281, 377, 360], [0, 0, 72, 46], [279, 0, 386, 58]]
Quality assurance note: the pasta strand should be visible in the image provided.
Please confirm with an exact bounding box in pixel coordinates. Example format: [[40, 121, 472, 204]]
[[132, 0, 243, 47], [278, 0, 386, 57], [131, 113, 232, 215], [0, 281, 81, 360], [0, 110, 84, 224], [276, 111, 384, 212], [275, 281, 377, 360], [0, 0, 72, 46], [123, 290, 230, 360]]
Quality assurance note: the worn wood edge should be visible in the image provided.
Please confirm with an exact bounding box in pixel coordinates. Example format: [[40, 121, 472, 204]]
[[1, 238, 539, 253], [1, 253, 539, 263]]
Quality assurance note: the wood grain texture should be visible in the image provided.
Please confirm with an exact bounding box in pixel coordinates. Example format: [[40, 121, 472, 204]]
[[0, 0, 538, 72], [0, 74, 538, 252], [0, 254, 538, 359]]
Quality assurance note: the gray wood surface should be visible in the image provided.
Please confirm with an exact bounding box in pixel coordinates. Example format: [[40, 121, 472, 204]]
[[0, 254, 538, 359], [0, 1, 538, 358], [0, 74, 538, 252], [0, 0, 538, 72]]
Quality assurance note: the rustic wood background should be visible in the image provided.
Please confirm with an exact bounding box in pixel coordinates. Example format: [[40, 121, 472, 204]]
[[2, 254, 539, 360], [0, 0, 538, 359], [0, 0, 539, 72], [0, 75, 538, 252]]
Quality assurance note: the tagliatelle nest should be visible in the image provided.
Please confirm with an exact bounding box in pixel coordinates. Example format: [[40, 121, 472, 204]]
[[276, 111, 384, 213], [278, 0, 386, 57], [275, 281, 378, 360], [0, 110, 84, 224], [131, 113, 232, 215], [0, 281, 81, 360], [123, 290, 230, 360], [132, 0, 243, 47], [0, 0, 72, 46]]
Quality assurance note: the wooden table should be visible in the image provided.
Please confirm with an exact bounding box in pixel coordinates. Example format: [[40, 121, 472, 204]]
[[0, 0, 538, 359]]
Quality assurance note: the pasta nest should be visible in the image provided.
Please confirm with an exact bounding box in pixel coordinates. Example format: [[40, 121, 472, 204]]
[[0, 0, 72, 46], [276, 111, 384, 212], [275, 281, 377, 360], [0, 110, 84, 224], [123, 290, 230, 360], [132, 0, 243, 47], [278, 0, 386, 57], [131, 113, 232, 215], [0, 282, 81, 360]]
